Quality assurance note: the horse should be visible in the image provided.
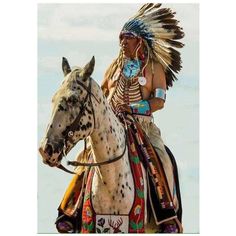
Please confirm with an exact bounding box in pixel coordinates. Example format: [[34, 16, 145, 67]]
[[39, 57, 182, 233]]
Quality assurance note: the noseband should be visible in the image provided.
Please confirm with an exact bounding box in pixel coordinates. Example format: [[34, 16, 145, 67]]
[[57, 75, 127, 174]]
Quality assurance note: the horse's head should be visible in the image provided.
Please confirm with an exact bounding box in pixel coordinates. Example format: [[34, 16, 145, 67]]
[[39, 56, 95, 167]]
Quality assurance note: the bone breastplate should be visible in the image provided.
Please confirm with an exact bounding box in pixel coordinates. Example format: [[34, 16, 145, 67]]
[[110, 73, 143, 112]]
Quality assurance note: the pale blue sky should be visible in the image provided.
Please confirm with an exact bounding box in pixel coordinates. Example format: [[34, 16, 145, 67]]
[[38, 3, 199, 233]]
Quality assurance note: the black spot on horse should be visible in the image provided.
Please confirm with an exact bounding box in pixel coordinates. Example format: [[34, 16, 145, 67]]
[[86, 122, 92, 128], [62, 130, 66, 136], [69, 114, 74, 121], [86, 108, 92, 114], [112, 196, 115, 200], [100, 137, 103, 141], [81, 125, 87, 131], [122, 193, 125, 198], [122, 184, 124, 189]]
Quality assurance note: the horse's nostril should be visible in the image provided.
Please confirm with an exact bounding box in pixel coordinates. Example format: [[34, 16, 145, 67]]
[[45, 144, 53, 157]]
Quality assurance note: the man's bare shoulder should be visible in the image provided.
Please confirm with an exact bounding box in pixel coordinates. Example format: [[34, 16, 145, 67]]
[[153, 62, 164, 72]]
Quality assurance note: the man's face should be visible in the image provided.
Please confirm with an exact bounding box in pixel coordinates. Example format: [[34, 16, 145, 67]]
[[120, 33, 141, 58]]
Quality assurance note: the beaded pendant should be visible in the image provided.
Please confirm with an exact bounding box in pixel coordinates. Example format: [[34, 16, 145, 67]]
[[122, 59, 141, 79]]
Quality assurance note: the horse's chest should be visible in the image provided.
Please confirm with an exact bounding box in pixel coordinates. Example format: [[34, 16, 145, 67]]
[[91, 172, 134, 214], [82, 160, 147, 233]]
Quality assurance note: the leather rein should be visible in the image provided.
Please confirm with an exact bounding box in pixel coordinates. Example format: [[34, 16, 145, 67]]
[[57, 75, 127, 175]]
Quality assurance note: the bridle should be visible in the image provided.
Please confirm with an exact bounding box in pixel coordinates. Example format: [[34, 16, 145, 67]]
[[56, 74, 127, 174]]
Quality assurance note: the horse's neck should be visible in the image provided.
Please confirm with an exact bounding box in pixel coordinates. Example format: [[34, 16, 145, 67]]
[[89, 82, 128, 183], [88, 81, 135, 215], [90, 104, 126, 164]]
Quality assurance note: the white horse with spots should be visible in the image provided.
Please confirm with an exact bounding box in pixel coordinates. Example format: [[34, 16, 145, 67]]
[[39, 57, 155, 232]]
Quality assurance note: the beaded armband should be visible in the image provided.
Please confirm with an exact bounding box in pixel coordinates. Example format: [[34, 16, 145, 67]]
[[155, 88, 166, 101], [130, 100, 151, 116]]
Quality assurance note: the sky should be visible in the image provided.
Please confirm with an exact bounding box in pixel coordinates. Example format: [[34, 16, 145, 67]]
[[2, 1, 236, 236], [38, 3, 199, 234]]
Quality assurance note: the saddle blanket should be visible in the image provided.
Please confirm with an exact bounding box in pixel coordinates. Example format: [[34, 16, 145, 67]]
[[81, 127, 146, 233]]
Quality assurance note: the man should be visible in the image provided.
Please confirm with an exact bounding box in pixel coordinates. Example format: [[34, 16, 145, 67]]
[[56, 3, 184, 233]]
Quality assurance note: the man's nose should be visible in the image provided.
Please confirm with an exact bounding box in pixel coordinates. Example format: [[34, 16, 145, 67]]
[[121, 38, 126, 45]]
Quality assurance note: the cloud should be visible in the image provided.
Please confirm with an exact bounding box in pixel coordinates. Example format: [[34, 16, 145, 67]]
[[38, 4, 141, 42], [38, 55, 60, 72], [39, 25, 118, 42]]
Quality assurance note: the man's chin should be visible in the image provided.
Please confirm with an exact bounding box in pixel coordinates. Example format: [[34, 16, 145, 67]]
[[123, 51, 131, 58]]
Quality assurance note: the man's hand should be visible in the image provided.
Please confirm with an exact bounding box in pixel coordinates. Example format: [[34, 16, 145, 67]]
[[116, 103, 132, 114]]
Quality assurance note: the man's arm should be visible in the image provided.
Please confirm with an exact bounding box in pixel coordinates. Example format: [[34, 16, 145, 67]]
[[148, 63, 166, 112]]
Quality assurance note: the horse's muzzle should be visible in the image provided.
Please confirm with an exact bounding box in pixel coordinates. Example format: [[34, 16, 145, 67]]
[[38, 146, 61, 167]]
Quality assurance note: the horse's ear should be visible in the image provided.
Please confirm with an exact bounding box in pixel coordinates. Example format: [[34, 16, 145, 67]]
[[62, 57, 71, 76], [80, 56, 95, 79]]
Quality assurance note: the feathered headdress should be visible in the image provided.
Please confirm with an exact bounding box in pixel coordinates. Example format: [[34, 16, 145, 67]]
[[120, 3, 185, 88]]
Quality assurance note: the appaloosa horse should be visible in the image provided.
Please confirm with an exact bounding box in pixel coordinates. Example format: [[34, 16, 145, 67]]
[[39, 57, 181, 233]]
